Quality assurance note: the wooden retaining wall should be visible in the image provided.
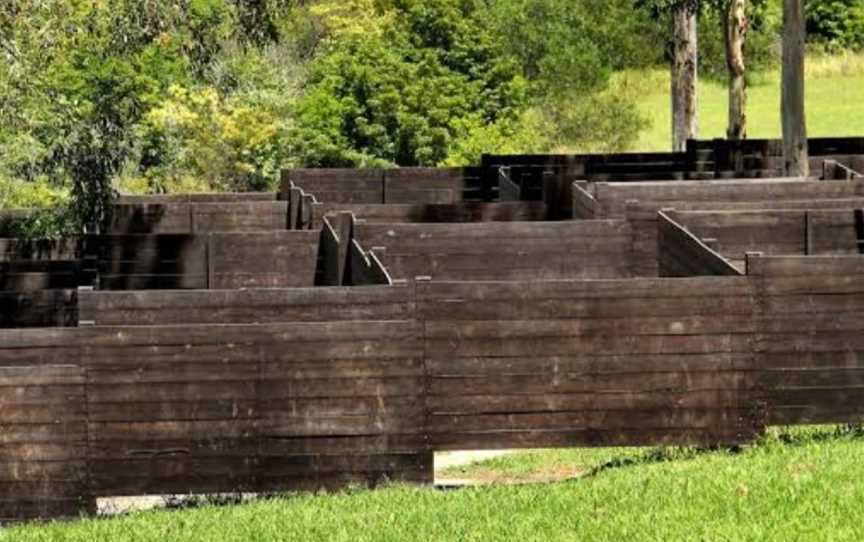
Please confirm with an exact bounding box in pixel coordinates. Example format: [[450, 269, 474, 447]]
[[0, 364, 91, 522], [78, 285, 409, 326], [6, 254, 864, 520], [657, 212, 743, 277], [0, 290, 78, 329], [0, 300, 429, 520], [416, 277, 758, 449], [353, 220, 643, 281], [671, 209, 864, 268], [116, 192, 278, 204], [573, 177, 853, 219], [281, 167, 483, 206], [749, 255, 864, 426], [307, 201, 548, 228], [0, 239, 85, 328], [110, 202, 289, 234], [91, 232, 319, 290]]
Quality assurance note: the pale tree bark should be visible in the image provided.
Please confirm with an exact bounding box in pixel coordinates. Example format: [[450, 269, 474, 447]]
[[782, 0, 809, 176], [671, 3, 698, 152], [724, 0, 747, 141]]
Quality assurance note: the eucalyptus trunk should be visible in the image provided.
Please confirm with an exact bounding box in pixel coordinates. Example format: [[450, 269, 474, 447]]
[[782, 0, 809, 176], [671, 3, 698, 152], [725, 0, 747, 141]]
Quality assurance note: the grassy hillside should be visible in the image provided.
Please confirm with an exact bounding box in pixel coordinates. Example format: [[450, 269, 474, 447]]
[[5, 426, 864, 541], [626, 54, 864, 152]]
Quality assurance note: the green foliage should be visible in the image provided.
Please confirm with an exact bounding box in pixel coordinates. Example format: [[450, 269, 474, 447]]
[[806, 0, 864, 50], [139, 85, 287, 192], [0, 178, 74, 238], [1, 0, 862, 221], [698, 0, 782, 81], [293, 1, 529, 166]]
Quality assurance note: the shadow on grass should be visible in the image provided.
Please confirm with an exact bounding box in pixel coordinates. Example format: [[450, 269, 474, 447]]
[[581, 423, 864, 480]]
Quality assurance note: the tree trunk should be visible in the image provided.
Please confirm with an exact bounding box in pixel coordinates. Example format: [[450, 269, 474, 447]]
[[671, 3, 698, 152], [725, 0, 747, 141], [782, 0, 809, 176]]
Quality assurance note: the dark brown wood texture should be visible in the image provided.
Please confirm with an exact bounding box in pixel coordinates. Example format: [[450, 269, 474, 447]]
[[8, 255, 864, 520], [672, 209, 863, 269], [585, 177, 856, 218], [282, 168, 483, 208], [0, 238, 82, 262], [0, 290, 78, 328], [0, 364, 92, 522], [748, 255, 864, 425], [0, 305, 429, 511], [384, 168, 465, 204], [283, 169, 385, 204], [349, 242, 392, 287], [78, 285, 409, 325], [353, 220, 640, 281], [416, 278, 758, 450], [309, 202, 548, 227], [117, 193, 277, 204], [111, 202, 289, 234], [91, 232, 319, 290], [657, 212, 744, 276]]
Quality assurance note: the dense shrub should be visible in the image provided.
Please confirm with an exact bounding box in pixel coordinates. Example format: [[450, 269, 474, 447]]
[[806, 0, 864, 50]]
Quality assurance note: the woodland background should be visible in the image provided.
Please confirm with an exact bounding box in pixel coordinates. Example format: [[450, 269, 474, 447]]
[[1, 0, 863, 233]]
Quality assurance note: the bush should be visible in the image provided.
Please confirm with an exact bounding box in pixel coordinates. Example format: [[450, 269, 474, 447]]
[[0, 177, 74, 238], [292, 1, 529, 167], [806, 0, 864, 50], [138, 85, 287, 192]]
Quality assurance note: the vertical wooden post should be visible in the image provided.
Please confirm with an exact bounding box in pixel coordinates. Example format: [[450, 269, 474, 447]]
[[782, 0, 809, 176], [804, 211, 813, 255], [745, 251, 763, 276], [206, 234, 215, 289]]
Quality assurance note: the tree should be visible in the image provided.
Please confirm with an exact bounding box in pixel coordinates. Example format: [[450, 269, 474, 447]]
[[637, 0, 700, 152], [782, 0, 809, 176], [671, 1, 700, 152], [724, 0, 748, 141]]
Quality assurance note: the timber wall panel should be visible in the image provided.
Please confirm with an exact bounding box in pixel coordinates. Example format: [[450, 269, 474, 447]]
[[383, 168, 465, 204], [92, 235, 209, 290], [657, 212, 743, 276], [0, 238, 86, 292], [749, 255, 864, 426], [673, 211, 808, 269], [591, 177, 837, 218], [209, 231, 319, 289], [0, 238, 82, 262], [79, 285, 411, 326], [354, 220, 640, 281], [0, 364, 91, 522], [111, 202, 289, 234], [349, 242, 393, 287], [283, 169, 385, 204], [92, 232, 319, 290], [117, 193, 277, 204], [0, 261, 84, 291], [309, 202, 548, 227], [0, 290, 77, 329], [0, 311, 430, 506], [416, 278, 758, 450], [674, 209, 863, 267]]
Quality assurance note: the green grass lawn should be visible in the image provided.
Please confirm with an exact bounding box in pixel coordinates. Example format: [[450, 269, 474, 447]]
[[628, 58, 864, 151], [6, 426, 864, 542]]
